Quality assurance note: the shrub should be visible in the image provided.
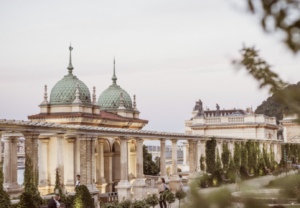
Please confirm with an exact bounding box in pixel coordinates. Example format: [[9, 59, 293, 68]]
[[161, 190, 175, 207], [73, 185, 95, 208], [221, 144, 230, 171], [145, 194, 159, 208], [132, 199, 150, 208], [200, 155, 205, 172], [175, 190, 187, 208], [118, 199, 131, 208], [0, 162, 11, 208], [212, 170, 222, 187]]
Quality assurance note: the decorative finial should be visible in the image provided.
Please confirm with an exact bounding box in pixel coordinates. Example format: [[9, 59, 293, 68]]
[[72, 83, 82, 104], [118, 92, 125, 110], [92, 86, 97, 105], [67, 44, 74, 75], [112, 57, 117, 85], [133, 95, 138, 111], [41, 85, 48, 105]]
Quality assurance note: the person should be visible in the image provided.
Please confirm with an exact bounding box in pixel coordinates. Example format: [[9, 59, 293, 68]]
[[159, 178, 167, 208], [265, 166, 271, 175], [179, 175, 184, 190], [48, 194, 61, 208], [235, 169, 241, 192], [75, 174, 80, 191]]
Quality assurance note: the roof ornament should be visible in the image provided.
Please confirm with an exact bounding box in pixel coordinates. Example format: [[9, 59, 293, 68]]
[[73, 83, 82, 104], [112, 57, 117, 85], [118, 92, 126, 110], [216, 104, 220, 116], [67, 43, 74, 75], [196, 99, 204, 117], [133, 95, 138, 111], [41, 85, 48, 105], [92, 86, 97, 105]]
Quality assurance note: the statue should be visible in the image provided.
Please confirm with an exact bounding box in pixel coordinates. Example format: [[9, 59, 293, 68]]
[[196, 99, 204, 117], [216, 104, 220, 116]]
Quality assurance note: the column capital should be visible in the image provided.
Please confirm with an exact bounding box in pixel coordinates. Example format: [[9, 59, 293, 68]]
[[159, 138, 167, 143], [2, 136, 19, 142], [21, 131, 40, 139], [97, 138, 106, 143], [67, 138, 75, 143], [40, 138, 50, 143], [118, 136, 131, 140], [135, 137, 144, 143], [170, 139, 177, 143]]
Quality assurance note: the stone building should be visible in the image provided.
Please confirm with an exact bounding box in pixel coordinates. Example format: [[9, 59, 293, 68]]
[[280, 114, 300, 142], [1, 138, 25, 166]]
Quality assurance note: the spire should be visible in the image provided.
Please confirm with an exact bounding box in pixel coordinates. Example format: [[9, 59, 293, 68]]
[[112, 57, 117, 84], [67, 44, 74, 75], [72, 83, 82, 104], [118, 92, 125, 110], [133, 95, 138, 111], [41, 85, 48, 105], [92, 86, 97, 105]]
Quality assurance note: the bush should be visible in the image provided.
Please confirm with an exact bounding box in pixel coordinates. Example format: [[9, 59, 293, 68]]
[[161, 190, 175, 207], [132, 199, 150, 208], [0, 162, 11, 208], [73, 185, 95, 208], [212, 170, 222, 187], [145, 194, 159, 208], [240, 165, 248, 179], [175, 190, 187, 208], [205, 138, 216, 174], [200, 156, 205, 172], [118, 199, 131, 208]]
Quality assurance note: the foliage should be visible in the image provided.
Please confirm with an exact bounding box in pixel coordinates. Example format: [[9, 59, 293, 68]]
[[263, 144, 270, 168], [212, 170, 222, 187], [73, 185, 95, 208], [246, 141, 255, 174], [216, 149, 222, 170], [175, 190, 187, 208], [143, 145, 160, 175], [145, 194, 159, 208], [161, 190, 175, 207], [0, 162, 11, 208], [200, 155, 205, 172], [132, 199, 150, 208], [205, 138, 216, 174], [241, 143, 248, 168], [257, 153, 266, 176], [226, 154, 236, 183], [246, 0, 300, 53], [221, 144, 229, 171], [267, 174, 300, 198], [17, 192, 35, 208], [234, 142, 241, 169], [118, 199, 131, 208]]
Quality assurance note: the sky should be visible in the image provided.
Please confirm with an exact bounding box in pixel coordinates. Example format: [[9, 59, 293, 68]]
[[1, 0, 300, 145]]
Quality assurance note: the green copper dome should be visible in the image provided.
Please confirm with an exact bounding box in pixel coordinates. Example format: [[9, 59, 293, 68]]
[[49, 46, 91, 105], [98, 60, 133, 111]]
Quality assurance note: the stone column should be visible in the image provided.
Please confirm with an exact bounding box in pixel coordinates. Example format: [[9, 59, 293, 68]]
[[200, 140, 206, 157], [194, 140, 198, 172], [188, 140, 195, 178], [197, 141, 201, 171], [96, 139, 107, 193], [3, 136, 22, 196], [182, 141, 188, 165], [75, 137, 80, 176], [267, 142, 270, 154], [229, 141, 234, 156], [169, 139, 180, 191], [104, 152, 113, 192], [132, 138, 146, 199], [115, 137, 132, 200], [159, 139, 168, 182], [127, 140, 132, 181], [22, 132, 40, 171], [259, 142, 264, 153], [39, 139, 49, 186], [56, 135, 65, 186], [66, 138, 75, 189]]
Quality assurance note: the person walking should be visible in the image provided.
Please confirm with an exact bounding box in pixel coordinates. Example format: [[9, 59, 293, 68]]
[[235, 169, 241, 192], [75, 175, 80, 191], [159, 178, 167, 208]]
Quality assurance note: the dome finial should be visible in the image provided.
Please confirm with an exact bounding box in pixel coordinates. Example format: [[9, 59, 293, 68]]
[[67, 43, 74, 75], [72, 83, 82, 104], [133, 95, 138, 111], [118, 92, 125, 110], [41, 85, 48, 105], [112, 57, 117, 84], [92, 86, 97, 105]]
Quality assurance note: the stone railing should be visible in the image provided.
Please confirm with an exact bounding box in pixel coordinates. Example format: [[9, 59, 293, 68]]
[[144, 175, 160, 188]]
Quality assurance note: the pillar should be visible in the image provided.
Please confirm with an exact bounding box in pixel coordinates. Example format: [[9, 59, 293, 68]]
[[66, 138, 75, 190], [194, 140, 198, 172], [57, 135, 65, 186], [132, 138, 146, 199], [39, 139, 49, 187], [188, 140, 195, 178], [159, 139, 168, 182], [229, 141, 234, 156], [259, 142, 263, 153], [267, 142, 270, 154], [96, 139, 107, 193], [104, 152, 113, 192], [183, 141, 188, 165], [75, 137, 80, 176], [22, 132, 40, 171], [169, 139, 180, 191], [3, 136, 22, 196], [197, 141, 201, 171], [115, 137, 132, 200]]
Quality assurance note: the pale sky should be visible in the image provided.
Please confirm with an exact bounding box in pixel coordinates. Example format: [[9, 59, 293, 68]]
[[1, 0, 300, 146]]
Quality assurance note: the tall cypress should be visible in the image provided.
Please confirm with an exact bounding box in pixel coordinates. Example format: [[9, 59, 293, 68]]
[[205, 138, 216, 174], [221, 144, 229, 171], [0, 162, 11, 208], [234, 143, 241, 169]]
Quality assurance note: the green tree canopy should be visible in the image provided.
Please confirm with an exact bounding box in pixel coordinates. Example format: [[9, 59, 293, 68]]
[[143, 145, 160, 175]]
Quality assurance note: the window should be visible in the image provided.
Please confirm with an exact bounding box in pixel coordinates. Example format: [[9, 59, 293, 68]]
[[185, 122, 193, 127]]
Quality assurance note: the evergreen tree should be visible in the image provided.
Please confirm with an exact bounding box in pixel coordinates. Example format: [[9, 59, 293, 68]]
[[246, 141, 255, 174], [221, 144, 230, 171], [143, 145, 160, 175], [226, 154, 236, 182], [200, 155, 205, 172], [263, 144, 270, 168], [205, 138, 216, 173], [234, 143, 241, 169], [17, 192, 35, 208], [0, 162, 11, 208], [73, 185, 95, 208]]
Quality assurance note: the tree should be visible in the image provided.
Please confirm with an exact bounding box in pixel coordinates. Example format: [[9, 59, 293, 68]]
[[234, 143, 241, 169], [73, 185, 95, 208], [17, 192, 35, 208], [0, 162, 11, 208], [143, 145, 160, 175], [205, 138, 216, 174], [221, 144, 229, 171], [161, 190, 175, 208], [200, 155, 205, 172], [145, 194, 159, 208], [175, 190, 187, 208]]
